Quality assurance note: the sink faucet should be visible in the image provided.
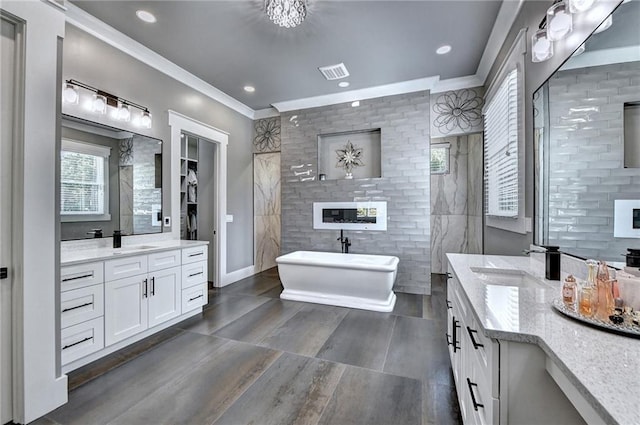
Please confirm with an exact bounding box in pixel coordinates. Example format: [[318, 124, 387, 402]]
[[337, 230, 351, 254]]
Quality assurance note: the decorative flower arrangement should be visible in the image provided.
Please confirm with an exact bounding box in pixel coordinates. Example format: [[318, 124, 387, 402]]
[[432, 88, 483, 134], [253, 117, 281, 152], [335, 140, 364, 179]]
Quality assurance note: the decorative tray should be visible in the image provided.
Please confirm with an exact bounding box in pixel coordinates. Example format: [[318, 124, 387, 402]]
[[551, 298, 640, 338]]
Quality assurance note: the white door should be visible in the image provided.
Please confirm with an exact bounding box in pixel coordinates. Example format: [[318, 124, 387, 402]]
[[148, 266, 181, 328], [0, 15, 17, 424], [104, 276, 148, 346]]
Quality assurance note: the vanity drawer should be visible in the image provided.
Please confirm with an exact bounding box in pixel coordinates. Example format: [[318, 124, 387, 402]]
[[182, 283, 208, 313], [61, 262, 104, 292], [105, 255, 148, 281], [61, 316, 104, 365], [148, 249, 181, 272], [465, 315, 499, 399], [61, 284, 104, 329], [182, 261, 207, 289], [182, 245, 208, 265]]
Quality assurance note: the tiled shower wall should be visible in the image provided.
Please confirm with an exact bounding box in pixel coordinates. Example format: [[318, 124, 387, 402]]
[[547, 61, 640, 260], [280, 92, 431, 294], [430, 134, 483, 273]]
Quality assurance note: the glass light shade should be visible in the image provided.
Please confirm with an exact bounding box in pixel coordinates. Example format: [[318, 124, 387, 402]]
[[569, 0, 595, 13], [547, 2, 573, 41], [92, 94, 107, 114], [140, 110, 152, 129], [594, 15, 612, 34], [62, 83, 79, 104], [117, 103, 131, 122], [572, 43, 586, 57], [532, 28, 554, 63], [265, 0, 307, 28]]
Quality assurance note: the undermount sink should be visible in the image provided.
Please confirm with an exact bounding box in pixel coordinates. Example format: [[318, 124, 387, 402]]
[[470, 267, 549, 288], [113, 245, 158, 254]]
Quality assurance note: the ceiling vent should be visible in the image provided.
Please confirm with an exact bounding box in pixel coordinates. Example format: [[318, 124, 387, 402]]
[[318, 63, 350, 81]]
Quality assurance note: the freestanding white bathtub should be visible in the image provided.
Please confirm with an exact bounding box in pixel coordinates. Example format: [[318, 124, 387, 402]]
[[276, 251, 399, 312]]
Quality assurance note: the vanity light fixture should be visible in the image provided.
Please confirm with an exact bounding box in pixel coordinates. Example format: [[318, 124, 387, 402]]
[[532, 28, 554, 63], [62, 79, 153, 128], [62, 82, 79, 104], [547, 1, 573, 41], [531, 0, 606, 63]]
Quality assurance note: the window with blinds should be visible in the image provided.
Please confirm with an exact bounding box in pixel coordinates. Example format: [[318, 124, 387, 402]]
[[60, 139, 110, 219], [484, 68, 518, 218]]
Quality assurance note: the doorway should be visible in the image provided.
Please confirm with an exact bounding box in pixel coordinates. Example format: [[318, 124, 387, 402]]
[[0, 12, 20, 424], [180, 132, 218, 285]]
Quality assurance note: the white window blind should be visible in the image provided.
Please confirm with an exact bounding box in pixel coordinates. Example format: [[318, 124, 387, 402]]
[[484, 68, 519, 218], [61, 140, 110, 218]]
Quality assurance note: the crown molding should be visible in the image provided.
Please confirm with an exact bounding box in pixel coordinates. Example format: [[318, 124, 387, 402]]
[[64, 2, 256, 119], [475, 0, 525, 85], [271, 76, 439, 112], [253, 108, 281, 119], [431, 75, 484, 94]]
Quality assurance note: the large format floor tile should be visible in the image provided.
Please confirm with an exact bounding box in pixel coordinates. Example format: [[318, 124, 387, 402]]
[[178, 294, 270, 335], [213, 352, 345, 425], [109, 340, 281, 425], [258, 304, 348, 356], [316, 309, 397, 370], [317, 366, 422, 425], [48, 332, 228, 425]]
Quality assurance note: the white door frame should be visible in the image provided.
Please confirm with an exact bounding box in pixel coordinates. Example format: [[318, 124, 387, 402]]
[[168, 110, 227, 287]]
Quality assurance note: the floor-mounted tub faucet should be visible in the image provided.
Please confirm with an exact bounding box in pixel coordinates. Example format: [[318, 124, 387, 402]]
[[337, 230, 351, 254]]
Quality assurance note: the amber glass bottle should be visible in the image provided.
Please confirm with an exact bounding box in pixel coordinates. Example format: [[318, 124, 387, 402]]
[[579, 260, 598, 317]]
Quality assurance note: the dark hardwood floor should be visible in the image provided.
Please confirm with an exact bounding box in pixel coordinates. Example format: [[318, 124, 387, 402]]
[[37, 269, 462, 425]]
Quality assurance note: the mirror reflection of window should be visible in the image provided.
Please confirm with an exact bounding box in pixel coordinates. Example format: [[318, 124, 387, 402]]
[[60, 139, 111, 221]]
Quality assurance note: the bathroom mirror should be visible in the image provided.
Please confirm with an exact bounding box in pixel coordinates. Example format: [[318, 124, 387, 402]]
[[61, 114, 163, 240], [534, 1, 640, 262]]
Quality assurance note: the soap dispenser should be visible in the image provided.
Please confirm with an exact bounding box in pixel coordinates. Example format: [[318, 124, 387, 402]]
[[113, 230, 122, 249], [544, 245, 561, 281]]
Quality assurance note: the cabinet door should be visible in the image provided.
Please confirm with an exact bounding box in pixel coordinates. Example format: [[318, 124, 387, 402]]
[[148, 266, 181, 328], [105, 275, 149, 346]]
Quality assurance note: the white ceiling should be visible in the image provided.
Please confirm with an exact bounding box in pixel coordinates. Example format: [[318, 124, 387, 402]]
[[69, 0, 504, 112]]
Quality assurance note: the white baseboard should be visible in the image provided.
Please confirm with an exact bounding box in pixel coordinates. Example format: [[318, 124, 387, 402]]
[[219, 265, 258, 287]]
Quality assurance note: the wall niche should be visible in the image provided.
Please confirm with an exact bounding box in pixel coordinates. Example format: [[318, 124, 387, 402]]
[[317, 128, 382, 180]]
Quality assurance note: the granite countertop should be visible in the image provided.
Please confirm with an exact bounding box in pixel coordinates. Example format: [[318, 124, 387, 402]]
[[447, 253, 640, 425], [61, 239, 209, 266]]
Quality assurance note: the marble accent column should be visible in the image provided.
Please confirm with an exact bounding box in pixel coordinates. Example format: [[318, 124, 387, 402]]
[[254, 152, 281, 272]]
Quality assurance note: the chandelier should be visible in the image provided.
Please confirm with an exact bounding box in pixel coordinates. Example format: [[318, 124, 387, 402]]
[[265, 0, 307, 28]]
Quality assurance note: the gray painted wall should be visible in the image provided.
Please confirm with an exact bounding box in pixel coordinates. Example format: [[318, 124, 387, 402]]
[[280, 92, 431, 294], [482, 0, 621, 255], [62, 24, 254, 272], [547, 61, 640, 261]]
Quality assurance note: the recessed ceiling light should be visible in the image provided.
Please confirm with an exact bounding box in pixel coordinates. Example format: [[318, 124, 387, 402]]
[[436, 45, 452, 55], [244, 86, 255, 93], [351, 101, 360, 107], [136, 10, 157, 23], [338, 81, 350, 88]]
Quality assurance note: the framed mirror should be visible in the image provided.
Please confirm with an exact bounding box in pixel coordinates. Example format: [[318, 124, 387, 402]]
[[61, 114, 163, 240], [534, 0, 640, 262]]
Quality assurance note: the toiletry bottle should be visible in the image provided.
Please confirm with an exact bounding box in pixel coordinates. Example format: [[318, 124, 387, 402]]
[[562, 275, 577, 310], [579, 259, 598, 317], [594, 261, 614, 321], [113, 230, 122, 249], [544, 246, 561, 280]]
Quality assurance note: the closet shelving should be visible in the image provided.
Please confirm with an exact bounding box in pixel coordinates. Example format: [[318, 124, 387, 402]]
[[180, 133, 198, 240]]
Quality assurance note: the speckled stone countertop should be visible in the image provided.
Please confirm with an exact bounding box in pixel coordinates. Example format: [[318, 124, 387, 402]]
[[61, 239, 208, 266], [447, 253, 640, 425]]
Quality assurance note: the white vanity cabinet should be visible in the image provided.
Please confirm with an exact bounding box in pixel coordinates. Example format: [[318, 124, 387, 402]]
[[447, 261, 587, 425], [104, 252, 182, 346], [61, 242, 209, 373], [60, 262, 105, 366]]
